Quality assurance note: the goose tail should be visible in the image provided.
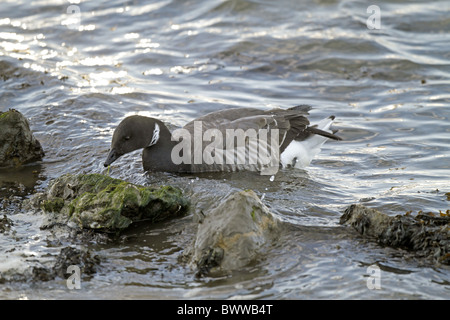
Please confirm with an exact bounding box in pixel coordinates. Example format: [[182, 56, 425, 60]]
[[280, 116, 341, 169]]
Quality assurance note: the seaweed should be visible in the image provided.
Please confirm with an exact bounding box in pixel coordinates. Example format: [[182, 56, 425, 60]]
[[341, 204, 450, 265]]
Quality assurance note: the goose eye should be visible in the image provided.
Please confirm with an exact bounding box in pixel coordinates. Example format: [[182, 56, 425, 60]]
[[124, 136, 131, 141]]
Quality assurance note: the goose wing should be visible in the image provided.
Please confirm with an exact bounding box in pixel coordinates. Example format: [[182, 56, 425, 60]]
[[183, 105, 312, 151]]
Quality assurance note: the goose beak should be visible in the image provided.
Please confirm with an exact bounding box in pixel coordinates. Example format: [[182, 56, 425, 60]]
[[104, 148, 119, 167]]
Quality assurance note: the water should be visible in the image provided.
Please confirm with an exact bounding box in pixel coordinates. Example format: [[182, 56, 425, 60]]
[[1, 0, 449, 299]]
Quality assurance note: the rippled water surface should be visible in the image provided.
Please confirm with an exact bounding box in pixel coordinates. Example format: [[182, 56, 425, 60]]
[[0, 0, 449, 299]]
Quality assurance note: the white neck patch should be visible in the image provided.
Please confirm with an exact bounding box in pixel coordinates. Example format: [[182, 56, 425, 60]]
[[149, 122, 160, 146]]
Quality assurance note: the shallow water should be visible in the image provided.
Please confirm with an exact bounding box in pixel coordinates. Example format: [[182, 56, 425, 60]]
[[0, 0, 449, 299]]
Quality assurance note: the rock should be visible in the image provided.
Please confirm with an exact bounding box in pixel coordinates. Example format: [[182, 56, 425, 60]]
[[185, 190, 279, 276], [52, 246, 100, 279], [1, 245, 101, 283], [0, 109, 44, 167], [31, 266, 55, 282], [0, 214, 13, 233], [340, 204, 450, 265], [31, 246, 100, 282], [28, 173, 189, 232]]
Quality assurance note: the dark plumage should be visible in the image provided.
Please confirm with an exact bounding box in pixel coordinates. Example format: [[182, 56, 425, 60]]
[[104, 106, 341, 174]]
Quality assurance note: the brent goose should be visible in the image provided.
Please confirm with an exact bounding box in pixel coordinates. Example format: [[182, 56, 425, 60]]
[[104, 105, 341, 175]]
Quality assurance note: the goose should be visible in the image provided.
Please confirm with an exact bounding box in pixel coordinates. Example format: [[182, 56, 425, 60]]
[[104, 105, 341, 175]]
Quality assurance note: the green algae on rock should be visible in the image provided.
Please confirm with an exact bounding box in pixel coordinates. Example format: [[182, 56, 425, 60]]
[[0, 109, 44, 168], [32, 173, 189, 232]]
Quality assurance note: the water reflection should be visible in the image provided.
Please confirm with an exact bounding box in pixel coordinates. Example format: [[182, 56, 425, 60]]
[[0, 163, 43, 197]]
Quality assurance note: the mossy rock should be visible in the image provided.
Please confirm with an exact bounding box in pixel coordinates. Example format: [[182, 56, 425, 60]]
[[36, 173, 189, 232], [0, 109, 44, 167]]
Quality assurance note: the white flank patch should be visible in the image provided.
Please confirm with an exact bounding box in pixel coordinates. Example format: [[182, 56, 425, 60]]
[[149, 122, 160, 146], [280, 116, 334, 169]]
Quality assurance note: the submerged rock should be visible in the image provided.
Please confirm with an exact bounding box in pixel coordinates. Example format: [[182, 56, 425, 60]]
[[1, 245, 101, 283], [52, 246, 100, 280], [28, 173, 189, 232], [0, 214, 13, 233], [0, 109, 44, 167], [30, 246, 100, 282], [340, 204, 450, 265], [185, 190, 279, 276]]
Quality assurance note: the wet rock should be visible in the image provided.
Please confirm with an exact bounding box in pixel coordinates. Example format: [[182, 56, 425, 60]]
[[31, 266, 55, 282], [1, 245, 101, 283], [27, 173, 189, 232], [340, 204, 450, 265], [0, 214, 13, 233], [53, 246, 100, 279], [185, 190, 279, 276], [0, 109, 44, 167], [30, 246, 100, 282]]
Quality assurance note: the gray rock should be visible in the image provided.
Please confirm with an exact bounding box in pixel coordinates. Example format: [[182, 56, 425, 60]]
[[31, 246, 100, 282], [52, 246, 100, 279], [186, 190, 279, 276], [0, 109, 44, 167]]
